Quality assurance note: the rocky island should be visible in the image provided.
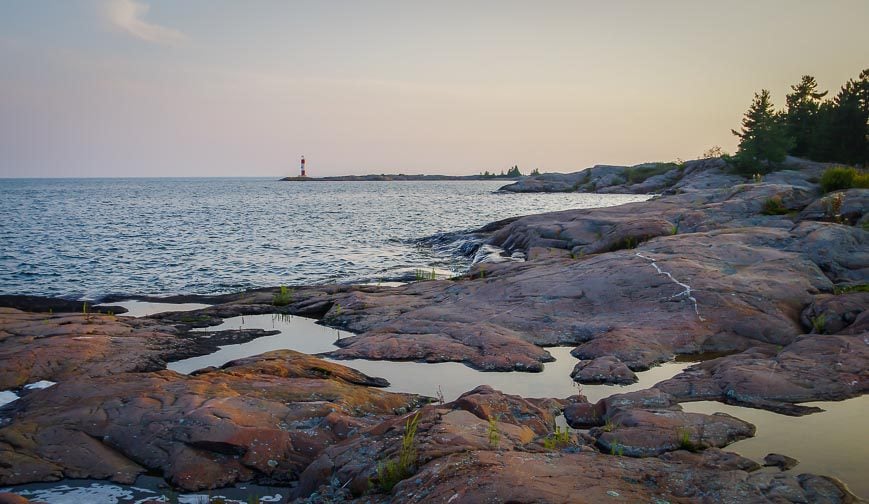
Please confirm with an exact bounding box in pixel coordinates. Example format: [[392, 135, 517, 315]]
[[1, 155, 866, 503]]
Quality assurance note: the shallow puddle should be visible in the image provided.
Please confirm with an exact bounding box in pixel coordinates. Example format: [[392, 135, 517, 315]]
[[101, 300, 212, 318], [682, 398, 869, 499], [166, 312, 691, 403]]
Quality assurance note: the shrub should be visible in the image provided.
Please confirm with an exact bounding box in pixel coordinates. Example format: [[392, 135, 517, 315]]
[[625, 163, 679, 184], [761, 196, 789, 215], [820, 166, 869, 193]]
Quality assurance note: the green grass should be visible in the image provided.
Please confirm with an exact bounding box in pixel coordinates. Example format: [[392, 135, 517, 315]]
[[606, 235, 642, 252], [676, 427, 697, 451], [833, 284, 869, 295], [375, 411, 422, 493], [487, 417, 501, 449], [820, 166, 869, 193], [414, 268, 438, 281], [761, 196, 789, 215], [542, 426, 571, 450], [609, 439, 624, 457], [272, 285, 293, 306], [602, 418, 620, 432], [625, 163, 679, 184], [180, 314, 212, 324], [810, 314, 826, 334]]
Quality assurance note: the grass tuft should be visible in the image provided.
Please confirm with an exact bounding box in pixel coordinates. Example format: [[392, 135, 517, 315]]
[[761, 196, 789, 215], [375, 411, 422, 493], [542, 426, 571, 450], [487, 417, 501, 449], [272, 285, 293, 306]]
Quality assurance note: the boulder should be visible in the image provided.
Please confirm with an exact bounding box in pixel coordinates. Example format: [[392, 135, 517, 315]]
[[764, 453, 800, 471], [571, 356, 637, 385]]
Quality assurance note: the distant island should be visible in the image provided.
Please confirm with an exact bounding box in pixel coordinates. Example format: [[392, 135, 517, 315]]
[[281, 165, 532, 182], [281, 173, 522, 182]]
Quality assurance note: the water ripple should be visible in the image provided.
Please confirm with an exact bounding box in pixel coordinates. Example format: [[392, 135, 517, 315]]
[[0, 178, 648, 299]]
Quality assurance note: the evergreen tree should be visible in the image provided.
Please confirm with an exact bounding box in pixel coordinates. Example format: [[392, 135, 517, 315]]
[[784, 75, 827, 157], [506, 165, 522, 177], [732, 89, 793, 173], [823, 69, 869, 165]]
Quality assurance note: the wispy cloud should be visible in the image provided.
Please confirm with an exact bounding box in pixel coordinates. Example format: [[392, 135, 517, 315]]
[[104, 0, 186, 45]]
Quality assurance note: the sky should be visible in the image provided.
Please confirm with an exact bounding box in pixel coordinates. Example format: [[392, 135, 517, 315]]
[[1, 1, 867, 178]]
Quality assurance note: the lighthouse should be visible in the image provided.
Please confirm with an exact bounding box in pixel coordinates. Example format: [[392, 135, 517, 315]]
[[300, 155, 306, 177]]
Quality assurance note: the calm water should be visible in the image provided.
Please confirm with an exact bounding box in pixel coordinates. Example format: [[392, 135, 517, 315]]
[[0, 178, 647, 299]]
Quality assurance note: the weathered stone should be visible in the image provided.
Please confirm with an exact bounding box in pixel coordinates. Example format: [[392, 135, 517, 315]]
[[801, 292, 868, 334], [0, 350, 425, 490], [293, 387, 565, 498], [563, 400, 605, 428], [0, 308, 183, 390], [591, 409, 755, 457], [764, 452, 800, 470], [656, 334, 868, 414], [571, 355, 638, 384]]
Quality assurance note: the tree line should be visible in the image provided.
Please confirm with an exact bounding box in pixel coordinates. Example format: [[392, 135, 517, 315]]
[[732, 69, 868, 173], [480, 165, 541, 178]]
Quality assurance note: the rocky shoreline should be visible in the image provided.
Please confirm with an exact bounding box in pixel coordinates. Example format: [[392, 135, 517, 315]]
[[1, 157, 866, 502]]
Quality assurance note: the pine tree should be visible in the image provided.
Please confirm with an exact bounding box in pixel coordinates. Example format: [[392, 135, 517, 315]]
[[732, 89, 793, 173], [823, 69, 869, 165], [784, 75, 827, 157]]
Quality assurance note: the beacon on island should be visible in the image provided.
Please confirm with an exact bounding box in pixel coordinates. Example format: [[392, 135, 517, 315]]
[[300, 155, 306, 177]]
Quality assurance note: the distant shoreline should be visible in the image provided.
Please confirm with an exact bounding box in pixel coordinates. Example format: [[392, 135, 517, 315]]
[[280, 174, 521, 182]]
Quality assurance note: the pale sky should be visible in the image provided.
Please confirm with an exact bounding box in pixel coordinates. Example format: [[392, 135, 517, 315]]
[[1, 1, 867, 178]]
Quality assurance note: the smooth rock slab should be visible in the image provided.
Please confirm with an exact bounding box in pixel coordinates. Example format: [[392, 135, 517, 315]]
[[0, 350, 425, 491], [591, 409, 756, 457]]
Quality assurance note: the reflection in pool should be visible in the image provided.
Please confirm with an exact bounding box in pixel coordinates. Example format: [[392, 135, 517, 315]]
[[682, 398, 868, 499], [166, 313, 691, 403], [99, 300, 212, 318]]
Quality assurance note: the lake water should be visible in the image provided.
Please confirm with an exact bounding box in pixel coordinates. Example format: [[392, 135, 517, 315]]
[[0, 178, 647, 300]]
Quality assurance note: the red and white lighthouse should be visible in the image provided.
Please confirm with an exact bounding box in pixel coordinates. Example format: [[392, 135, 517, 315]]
[[300, 155, 306, 177]]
